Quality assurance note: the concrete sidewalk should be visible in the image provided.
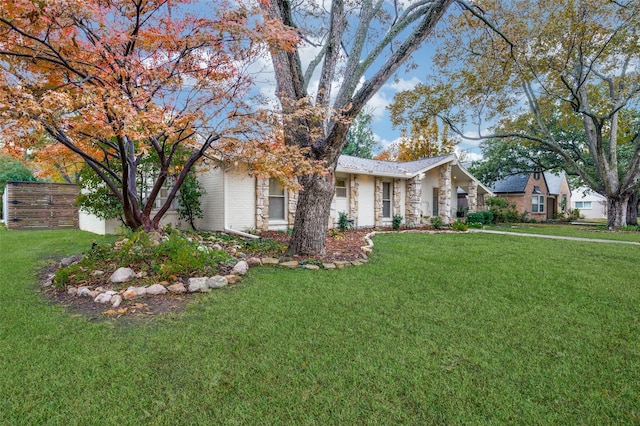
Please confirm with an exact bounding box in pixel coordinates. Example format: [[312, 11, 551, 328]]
[[469, 229, 640, 246]]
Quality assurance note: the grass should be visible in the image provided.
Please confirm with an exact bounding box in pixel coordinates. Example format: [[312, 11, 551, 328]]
[[1, 228, 640, 424], [486, 222, 640, 242]]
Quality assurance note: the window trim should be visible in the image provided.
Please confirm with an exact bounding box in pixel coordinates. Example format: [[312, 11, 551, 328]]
[[268, 178, 286, 221], [382, 181, 392, 219], [532, 194, 544, 213], [335, 178, 347, 198]]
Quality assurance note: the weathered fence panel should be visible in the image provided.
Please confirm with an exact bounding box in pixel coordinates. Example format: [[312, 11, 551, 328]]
[[5, 181, 79, 230]]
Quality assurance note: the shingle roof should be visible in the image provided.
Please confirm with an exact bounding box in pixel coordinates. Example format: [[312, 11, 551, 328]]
[[337, 154, 453, 177], [543, 172, 566, 195], [491, 173, 530, 193]]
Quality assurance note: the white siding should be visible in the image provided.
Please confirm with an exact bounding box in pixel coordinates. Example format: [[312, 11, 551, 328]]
[[196, 165, 225, 231], [225, 169, 256, 232], [358, 175, 375, 227], [571, 187, 607, 219], [421, 169, 440, 218]]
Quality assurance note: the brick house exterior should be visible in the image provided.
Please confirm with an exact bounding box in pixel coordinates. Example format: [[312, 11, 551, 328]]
[[491, 172, 571, 220]]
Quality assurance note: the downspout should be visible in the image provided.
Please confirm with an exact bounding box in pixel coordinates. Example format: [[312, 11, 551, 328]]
[[225, 227, 260, 240]]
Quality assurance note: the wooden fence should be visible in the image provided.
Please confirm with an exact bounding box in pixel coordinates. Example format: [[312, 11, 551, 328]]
[[5, 181, 79, 230]]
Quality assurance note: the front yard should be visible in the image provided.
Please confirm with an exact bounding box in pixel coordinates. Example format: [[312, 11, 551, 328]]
[[1, 228, 639, 424]]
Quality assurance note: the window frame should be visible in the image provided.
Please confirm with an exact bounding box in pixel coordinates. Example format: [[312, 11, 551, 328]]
[[335, 178, 347, 198], [532, 194, 544, 213], [382, 181, 392, 219], [268, 178, 286, 221]]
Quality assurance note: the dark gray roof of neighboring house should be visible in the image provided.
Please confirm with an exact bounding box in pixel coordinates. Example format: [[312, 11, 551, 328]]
[[544, 172, 566, 195], [491, 173, 530, 193], [337, 154, 453, 177]]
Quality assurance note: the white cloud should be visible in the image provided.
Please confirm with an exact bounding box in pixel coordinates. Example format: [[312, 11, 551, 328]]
[[387, 76, 422, 92]]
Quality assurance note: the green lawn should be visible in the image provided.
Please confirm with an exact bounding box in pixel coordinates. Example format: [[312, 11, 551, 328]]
[[1, 228, 639, 424], [486, 222, 640, 242]]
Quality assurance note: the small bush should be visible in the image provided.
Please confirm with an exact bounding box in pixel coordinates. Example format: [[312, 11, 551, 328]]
[[466, 211, 493, 225], [430, 216, 443, 229], [338, 211, 352, 232], [392, 214, 403, 230], [450, 219, 468, 231], [467, 222, 483, 229]]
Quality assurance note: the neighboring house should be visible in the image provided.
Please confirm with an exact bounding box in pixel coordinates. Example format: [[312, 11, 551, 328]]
[[491, 172, 571, 220], [571, 186, 607, 219], [195, 154, 493, 233]]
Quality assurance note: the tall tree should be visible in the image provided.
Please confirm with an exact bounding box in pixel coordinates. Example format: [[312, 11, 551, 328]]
[[261, 0, 455, 256], [0, 0, 305, 232], [342, 111, 380, 159], [389, 0, 640, 229]]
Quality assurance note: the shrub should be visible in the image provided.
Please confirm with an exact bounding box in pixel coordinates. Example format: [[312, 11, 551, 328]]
[[450, 219, 468, 231], [466, 211, 493, 225], [430, 215, 443, 229], [486, 197, 520, 223], [392, 214, 403, 230], [338, 211, 352, 232], [467, 222, 483, 229]]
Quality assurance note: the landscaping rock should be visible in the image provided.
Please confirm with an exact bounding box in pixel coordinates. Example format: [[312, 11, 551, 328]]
[[280, 261, 299, 269], [261, 257, 280, 266], [168, 283, 187, 294], [246, 257, 262, 266], [146, 284, 168, 296], [67, 287, 78, 296], [334, 261, 350, 269], [110, 267, 136, 283], [211, 244, 223, 251], [92, 270, 105, 276], [303, 264, 321, 270], [188, 277, 210, 293], [42, 274, 54, 287], [232, 260, 249, 275], [123, 286, 147, 300], [94, 293, 113, 304], [351, 260, 363, 266], [207, 275, 228, 289], [322, 263, 336, 270], [60, 254, 82, 267], [77, 286, 91, 297], [225, 275, 241, 284], [88, 290, 99, 298], [110, 294, 122, 308]]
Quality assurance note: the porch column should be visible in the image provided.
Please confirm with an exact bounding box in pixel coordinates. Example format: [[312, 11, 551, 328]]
[[405, 175, 422, 226], [467, 180, 478, 213], [393, 179, 402, 218], [374, 177, 383, 227], [438, 164, 452, 224], [349, 175, 359, 225], [287, 186, 298, 227], [256, 177, 269, 231]]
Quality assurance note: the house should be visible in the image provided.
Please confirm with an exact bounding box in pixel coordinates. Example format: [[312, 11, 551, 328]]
[[77, 154, 492, 234], [571, 186, 607, 219], [491, 172, 571, 220], [194, 154, 492, 233]]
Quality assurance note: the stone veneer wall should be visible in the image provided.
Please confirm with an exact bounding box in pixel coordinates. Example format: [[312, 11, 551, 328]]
[[438, 164, 452, 224], [287, 188, 298, 227], [255, 177, 270, 231], [349, 175, 359, 224], [467, 180, 478, 213], [374, 177, 383, 227], [405, 176, 422, 225], [393, 179, 402, 218]]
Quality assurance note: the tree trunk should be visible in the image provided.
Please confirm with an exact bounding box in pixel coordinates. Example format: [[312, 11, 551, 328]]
[[286, 173, 335, 257], [627, 192, 639, 226], [607, 195, 629, 230]]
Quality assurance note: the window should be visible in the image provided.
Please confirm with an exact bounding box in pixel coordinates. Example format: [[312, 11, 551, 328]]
[[382, 182, 391, 218], [561, 194, 568, 212], [533, 172, 541, 180], [575, 201, 592, 209], [335, 178, 347, 198], [532, 195, 544, 213], [269, 178, 285, 220], [432, 188, 439, 216]]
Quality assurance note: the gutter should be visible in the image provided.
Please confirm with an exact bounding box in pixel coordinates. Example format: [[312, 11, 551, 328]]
[[225, 227, 260, 240]]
